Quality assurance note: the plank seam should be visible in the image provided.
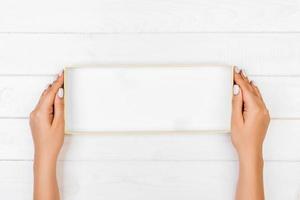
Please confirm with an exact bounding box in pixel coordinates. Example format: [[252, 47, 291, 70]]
[[1, 74, 300, 78], [1, 32, 300, 35], [0, 159, 299, 162]]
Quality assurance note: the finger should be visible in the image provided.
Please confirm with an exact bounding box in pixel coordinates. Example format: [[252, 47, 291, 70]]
[[231, 84, 244, 125], [34, 83, 52, 111], [52, 88, 64, 128], [234, 68, 253, 94], [41, 71, 64, 109], [240, 69, 250, 83], [250, 80, 261, 98], [48, 71, 64, 96], [250, 81, 268, 109], [42, 83, 51, 96]]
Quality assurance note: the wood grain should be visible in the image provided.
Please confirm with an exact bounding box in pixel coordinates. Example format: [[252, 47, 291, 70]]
[[1, 0, 300, 32], [1, 161, 300, 200], [0, 119, 299, 161], [1, 34, 300, 75]]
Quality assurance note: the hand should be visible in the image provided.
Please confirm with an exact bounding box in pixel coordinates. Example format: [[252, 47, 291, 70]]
[[30, 71, 65, 162], [231, 67, 270, 200], [231, 67, 270, 160], [30, 70, 64, 200]]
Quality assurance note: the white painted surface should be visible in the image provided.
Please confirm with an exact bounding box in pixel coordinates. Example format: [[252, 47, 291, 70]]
[[1, 34, 300, 75], [0, 119, 300, 161], [65, 66, 232, 133], [1, 0, 300, 32], [0, 0, 300, 199], [2, 161, 300, 200]]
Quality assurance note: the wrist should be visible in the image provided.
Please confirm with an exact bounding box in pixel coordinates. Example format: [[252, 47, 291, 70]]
[[34, 145, 60, 162], [238, 146, 263, 162], [238, 150, 264, 172], [34, 153, 58, 168], [34, 157, 57, 180]]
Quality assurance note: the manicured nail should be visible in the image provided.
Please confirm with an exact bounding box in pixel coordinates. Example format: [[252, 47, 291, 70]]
[[57, 88, 64, 98], [241, 69, 247, 78], [233, 84, 240, 96], [58, 70, 64, 77], [234, 66, 240, 73], [251, 80, 257, 87]]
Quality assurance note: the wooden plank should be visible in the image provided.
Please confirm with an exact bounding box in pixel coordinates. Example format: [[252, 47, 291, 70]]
[[0, 119, 299, 161], [0, 161, 300, 200], [1, 34, 300, 75], [1, 0, 300, 32], [0, 76, 299, 118]]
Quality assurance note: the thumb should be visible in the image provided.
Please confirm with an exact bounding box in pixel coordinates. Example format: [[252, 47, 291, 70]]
[[53, 88, 64, 128], [231, 84, 244, 126]]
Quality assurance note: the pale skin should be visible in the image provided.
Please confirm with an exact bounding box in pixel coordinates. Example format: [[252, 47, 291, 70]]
[[30, 67, 270, 200], [30, 71, 64, 200], [231, 67, 270, 200]]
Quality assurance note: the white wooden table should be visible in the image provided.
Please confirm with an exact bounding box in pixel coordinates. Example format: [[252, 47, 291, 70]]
[[0, 0, 300, 199]]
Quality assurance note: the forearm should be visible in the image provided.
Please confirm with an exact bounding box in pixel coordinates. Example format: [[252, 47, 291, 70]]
[[34, 156, 60, 200], [236, 153, 264, 200]]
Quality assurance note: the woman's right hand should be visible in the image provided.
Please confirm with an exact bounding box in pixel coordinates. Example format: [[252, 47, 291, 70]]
[[231, 67, 270, 200], [231, 67, 270, 160]]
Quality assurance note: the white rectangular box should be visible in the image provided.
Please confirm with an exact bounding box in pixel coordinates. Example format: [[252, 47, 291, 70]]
[[65, 65, 233, 134]]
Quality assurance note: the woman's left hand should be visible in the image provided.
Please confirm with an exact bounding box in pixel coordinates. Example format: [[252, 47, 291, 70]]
[[30, 71, 65, 162]]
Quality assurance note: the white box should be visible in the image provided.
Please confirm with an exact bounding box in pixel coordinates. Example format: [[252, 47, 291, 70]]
[[64, 65, 233, 134]]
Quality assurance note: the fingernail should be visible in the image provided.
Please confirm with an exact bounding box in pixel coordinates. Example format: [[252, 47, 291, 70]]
[[241, 69, 247, 78], [251, 80, 257, 87], [233, 84, 240, 96], [57, 88, 64, 98], [58, 70, 64, 77], [234, 66, 240, 73]]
